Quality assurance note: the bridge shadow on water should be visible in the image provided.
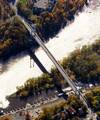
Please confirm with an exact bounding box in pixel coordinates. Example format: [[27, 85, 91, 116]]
[[28, 49, 49, 74], [0, 52, 28, 74]]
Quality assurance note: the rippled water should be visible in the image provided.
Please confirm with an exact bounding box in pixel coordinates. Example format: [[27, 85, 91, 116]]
[[0, 0, 100, 108]]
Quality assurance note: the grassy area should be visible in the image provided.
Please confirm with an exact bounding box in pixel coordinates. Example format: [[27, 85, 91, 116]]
[[20, 0, 27, 4]]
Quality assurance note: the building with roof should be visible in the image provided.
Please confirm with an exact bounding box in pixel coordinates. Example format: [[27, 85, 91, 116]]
[[32, 0, 57, 15]]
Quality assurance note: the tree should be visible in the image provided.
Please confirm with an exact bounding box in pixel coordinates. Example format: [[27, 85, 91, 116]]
[[66, 42, 100, 83], [85, 87, 100, 111], [0, 115, 12, 120]]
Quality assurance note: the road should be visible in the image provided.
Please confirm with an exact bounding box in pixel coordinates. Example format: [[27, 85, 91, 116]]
[[20, 16, 89, 110]]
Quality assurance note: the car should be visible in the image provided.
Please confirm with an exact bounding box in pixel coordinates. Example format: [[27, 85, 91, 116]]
[[89, 84, 94, 88], [55, 87, 72, 93], [0, 110, 4, 116], [58, 92, 68, 100]]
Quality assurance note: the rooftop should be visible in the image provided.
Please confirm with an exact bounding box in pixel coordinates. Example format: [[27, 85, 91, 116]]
[[34, 0, 49, 9]]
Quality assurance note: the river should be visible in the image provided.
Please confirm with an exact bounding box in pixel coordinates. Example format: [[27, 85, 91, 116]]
[[0, 0, 100, 108]]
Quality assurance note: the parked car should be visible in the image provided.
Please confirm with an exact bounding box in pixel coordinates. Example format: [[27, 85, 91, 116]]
[[0, 110, 4, 116], [58, 92, 68, 100]]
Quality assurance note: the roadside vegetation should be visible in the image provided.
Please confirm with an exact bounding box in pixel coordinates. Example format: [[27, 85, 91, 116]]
[[20, 0, 27, 4], [85, 87, 100, 111], [16, 40, 100, 100]]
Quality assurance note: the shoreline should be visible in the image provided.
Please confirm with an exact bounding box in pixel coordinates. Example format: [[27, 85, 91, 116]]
[[1, 39, 100, 111], [1, 0, 98, 109]]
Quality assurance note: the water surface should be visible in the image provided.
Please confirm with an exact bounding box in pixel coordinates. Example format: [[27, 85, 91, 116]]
[[0, 0, 100, 108]]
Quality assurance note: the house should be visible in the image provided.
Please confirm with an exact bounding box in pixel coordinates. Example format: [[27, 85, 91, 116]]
[[33, 0, 57, 15]]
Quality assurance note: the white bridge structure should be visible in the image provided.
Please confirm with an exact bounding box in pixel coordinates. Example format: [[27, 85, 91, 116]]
[[20, 16, 89, 108], [0, 15, 92, 119]]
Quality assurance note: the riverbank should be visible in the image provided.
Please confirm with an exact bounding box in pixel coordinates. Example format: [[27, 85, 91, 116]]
[[3, 39, 99, 112], [0, 0, 100, 108], [17, 0, 89, 39], [0, 0, 88, 61], [14, 40, 100, 99]]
